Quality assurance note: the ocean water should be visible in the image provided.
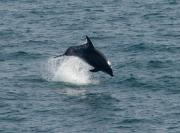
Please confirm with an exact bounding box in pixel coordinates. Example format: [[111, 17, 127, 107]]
[[0, 0, 180, 132]]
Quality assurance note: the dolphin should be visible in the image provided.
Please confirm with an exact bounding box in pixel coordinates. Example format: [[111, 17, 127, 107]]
[[55, 36, 113, 77]]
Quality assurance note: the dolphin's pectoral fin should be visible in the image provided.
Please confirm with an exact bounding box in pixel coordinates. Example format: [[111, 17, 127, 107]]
[[90, 68, 99, 72]]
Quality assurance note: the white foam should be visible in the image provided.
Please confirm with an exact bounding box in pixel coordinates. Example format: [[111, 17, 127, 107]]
[[57, 88, 87, 96], [42, 56, 98, 85]]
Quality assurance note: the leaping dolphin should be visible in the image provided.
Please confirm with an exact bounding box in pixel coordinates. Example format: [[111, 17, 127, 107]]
[[55, 36, 113, 77]]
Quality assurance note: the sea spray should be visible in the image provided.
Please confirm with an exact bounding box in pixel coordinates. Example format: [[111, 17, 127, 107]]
[[42, 56, 97, 85]]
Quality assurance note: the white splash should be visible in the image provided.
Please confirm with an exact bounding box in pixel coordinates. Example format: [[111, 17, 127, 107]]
[[57, 88, 87, 97], [42, 56, 98, 85]]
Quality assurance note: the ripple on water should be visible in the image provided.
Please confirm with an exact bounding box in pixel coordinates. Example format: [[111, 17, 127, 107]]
[[0, 51, 42, 61], [147, 60, 173, 69]]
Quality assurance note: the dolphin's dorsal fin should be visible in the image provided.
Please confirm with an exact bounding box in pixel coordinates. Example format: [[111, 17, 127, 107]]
[[86, 36, 94, 50]]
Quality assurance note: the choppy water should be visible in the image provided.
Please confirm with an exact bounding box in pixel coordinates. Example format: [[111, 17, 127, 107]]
[[1, 0, 180, 133]]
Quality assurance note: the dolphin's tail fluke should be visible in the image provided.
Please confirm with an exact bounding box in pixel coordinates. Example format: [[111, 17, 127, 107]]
[[54, 54, 65, 58]]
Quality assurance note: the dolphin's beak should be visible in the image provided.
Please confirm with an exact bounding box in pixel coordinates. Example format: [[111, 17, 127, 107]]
[[108, 68, 113, 77], [109, 71, 113, 77]]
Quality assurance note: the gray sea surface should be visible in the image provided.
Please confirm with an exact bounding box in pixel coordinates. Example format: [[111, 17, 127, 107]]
[[0, 0, 180, 133]]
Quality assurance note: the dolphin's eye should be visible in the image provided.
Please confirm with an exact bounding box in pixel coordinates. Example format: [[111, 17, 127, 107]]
[[107, 60, 111, 66]]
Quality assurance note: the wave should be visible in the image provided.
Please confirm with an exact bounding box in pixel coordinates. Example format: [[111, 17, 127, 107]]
[[147, 60, 172, 68], [0, 51, 42, 61]]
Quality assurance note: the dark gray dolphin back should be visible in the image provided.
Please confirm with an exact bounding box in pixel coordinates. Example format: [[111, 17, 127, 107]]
[[64, 36, 94, 57]]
